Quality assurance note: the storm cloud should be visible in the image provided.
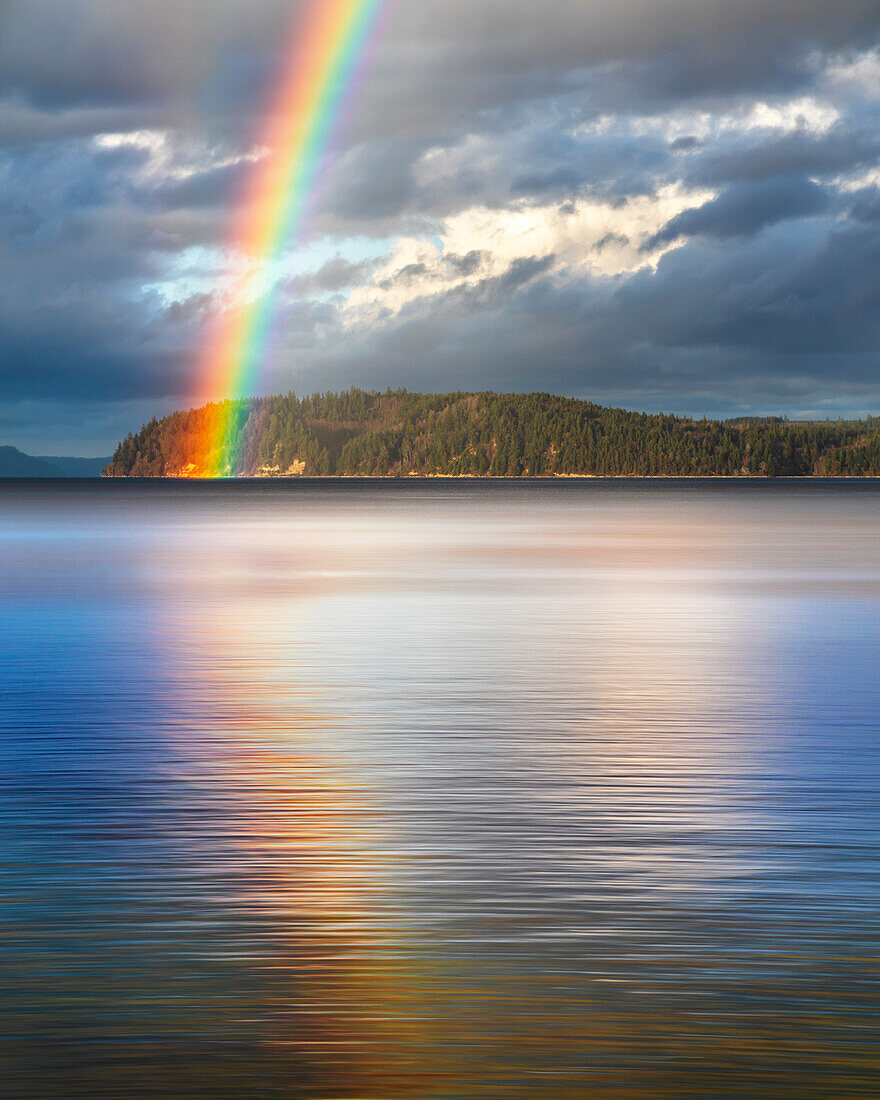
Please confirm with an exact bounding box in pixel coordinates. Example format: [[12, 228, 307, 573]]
[[1, 0, 879, 450]]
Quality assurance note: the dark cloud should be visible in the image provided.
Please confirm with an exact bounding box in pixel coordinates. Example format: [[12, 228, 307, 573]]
[[491, 254, 556, 294], [0, 0, 291, 111], [849, 186, 880, 222], [321, 134, 430, 226], [445, 250, 486, 276], [596, 232, 630, 251], [698, 124, 880, 186], [0, 1, 879, 450], [669, 136, 702, 152], [288, 254, 384, 297], [649, 178, 832, 245], [2, 2, 877, 132], [615, 221, 880, 358], [145, 162, 243, 213]]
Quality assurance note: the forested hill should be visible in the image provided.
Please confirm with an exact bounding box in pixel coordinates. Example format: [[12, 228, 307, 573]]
[[104, 389, 880, 478]]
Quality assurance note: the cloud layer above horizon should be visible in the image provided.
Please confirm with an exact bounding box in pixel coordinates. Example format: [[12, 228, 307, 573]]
[[2, 0, 880, 451]]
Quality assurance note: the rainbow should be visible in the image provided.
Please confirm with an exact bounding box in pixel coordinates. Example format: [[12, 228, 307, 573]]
[[189, 0, 388, 476]]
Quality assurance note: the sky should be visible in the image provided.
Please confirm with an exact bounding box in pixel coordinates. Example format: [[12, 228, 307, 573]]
[[1, 0, 880, 453]]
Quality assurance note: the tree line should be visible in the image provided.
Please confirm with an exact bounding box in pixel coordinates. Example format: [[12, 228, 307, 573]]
[[103, 389, 880, 478]]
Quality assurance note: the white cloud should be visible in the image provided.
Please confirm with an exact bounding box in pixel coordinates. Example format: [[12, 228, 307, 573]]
[[584, 95, 840, 146], [93, 128, 262, 184], [833, 167, 880, 194], [825, 48, 880, 100], [742, 97, 840, 135], [344, 183, 714, 321]]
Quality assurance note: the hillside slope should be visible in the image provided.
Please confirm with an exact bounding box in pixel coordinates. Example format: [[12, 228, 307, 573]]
[[104, 390, 880, 478], [36, 455, 112, 477], [0, 446, 58, 477], [0, 447, 112, 477]]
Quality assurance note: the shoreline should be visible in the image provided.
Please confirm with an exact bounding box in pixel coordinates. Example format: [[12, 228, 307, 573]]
[[95, 472, 880, 482]]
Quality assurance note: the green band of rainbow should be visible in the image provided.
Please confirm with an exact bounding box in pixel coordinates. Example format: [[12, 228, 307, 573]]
[[191, 0, 388, 476]]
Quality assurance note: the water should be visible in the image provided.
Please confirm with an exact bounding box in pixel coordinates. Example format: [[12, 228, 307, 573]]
[[1, 479, 879, 1097]]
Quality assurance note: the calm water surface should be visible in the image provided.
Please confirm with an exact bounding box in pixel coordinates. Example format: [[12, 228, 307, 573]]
[[1, 480, 879, 1097]]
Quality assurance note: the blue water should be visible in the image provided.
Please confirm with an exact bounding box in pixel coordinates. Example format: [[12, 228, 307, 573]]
[[1, 480, 879, 1097]]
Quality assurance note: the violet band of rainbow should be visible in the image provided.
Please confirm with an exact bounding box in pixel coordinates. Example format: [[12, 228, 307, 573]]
[[192, 0, 389, 476]]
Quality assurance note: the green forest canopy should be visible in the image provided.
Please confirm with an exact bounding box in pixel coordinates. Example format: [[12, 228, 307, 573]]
[[104, 389, 880, 477]]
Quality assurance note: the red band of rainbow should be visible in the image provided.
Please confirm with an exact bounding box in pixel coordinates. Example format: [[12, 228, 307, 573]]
[[190, 0, 389, 476]]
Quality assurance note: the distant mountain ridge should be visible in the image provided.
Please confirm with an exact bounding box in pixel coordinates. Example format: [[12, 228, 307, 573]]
[[0, 446, 110, 478], [104, 389, 880, 478]]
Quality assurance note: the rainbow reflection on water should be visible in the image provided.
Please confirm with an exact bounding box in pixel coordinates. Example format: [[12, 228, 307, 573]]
[[1, 479, 879, 1097]]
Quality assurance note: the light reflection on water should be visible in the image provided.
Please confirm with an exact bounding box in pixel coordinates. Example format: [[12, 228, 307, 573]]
[[1, 480, 879, 1097]]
